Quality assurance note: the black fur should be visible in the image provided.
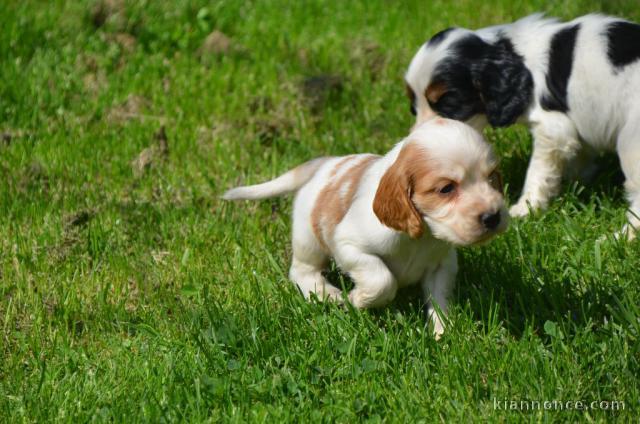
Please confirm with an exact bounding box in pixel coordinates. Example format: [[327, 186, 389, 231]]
[[606, 21, 640, 69], [540, 24, 580, 113], [428, 34, 533, 127], [427, 28, 454, 47], [406, 83, 417, 116]]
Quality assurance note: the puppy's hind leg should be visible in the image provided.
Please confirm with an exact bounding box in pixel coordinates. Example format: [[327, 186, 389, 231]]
[[289, 256, 342, 302], [289, 232, 342, 302], [616, 121, 640, 240]]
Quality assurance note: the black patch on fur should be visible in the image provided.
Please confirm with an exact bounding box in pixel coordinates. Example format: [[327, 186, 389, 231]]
[[606, 21, 640, 69], [405, 83, 417, 116], [427, 28, 455, 47], [540, 24, 580, 113], [428, 34, 533, 127]]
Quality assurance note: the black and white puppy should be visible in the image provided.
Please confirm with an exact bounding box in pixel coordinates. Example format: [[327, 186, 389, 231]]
[[405, 13, 640, 238]]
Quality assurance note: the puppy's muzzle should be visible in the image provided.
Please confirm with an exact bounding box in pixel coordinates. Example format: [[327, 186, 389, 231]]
[[480, 211, 501, 230]]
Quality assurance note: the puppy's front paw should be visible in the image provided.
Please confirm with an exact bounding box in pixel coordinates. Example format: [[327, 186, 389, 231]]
[[427, 308, 446, 340], [432, 323, 445, 341], [509, 201, 532, 218], [320, 285, 344, 302]]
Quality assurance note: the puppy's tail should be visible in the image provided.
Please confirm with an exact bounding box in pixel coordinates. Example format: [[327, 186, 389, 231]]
[[222, 157, 331, 201]]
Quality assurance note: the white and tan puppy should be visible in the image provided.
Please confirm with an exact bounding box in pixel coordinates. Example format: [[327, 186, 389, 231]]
[[223, 119, 507, 337]]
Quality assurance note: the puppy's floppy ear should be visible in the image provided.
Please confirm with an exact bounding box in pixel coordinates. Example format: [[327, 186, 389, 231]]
[[473, 39, 533, 127], [373, 147, 424, 238], [425, 81, 448, 104]]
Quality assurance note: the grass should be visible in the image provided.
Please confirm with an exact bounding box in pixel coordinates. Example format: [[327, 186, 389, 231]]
[[1, 0, 639, 421]]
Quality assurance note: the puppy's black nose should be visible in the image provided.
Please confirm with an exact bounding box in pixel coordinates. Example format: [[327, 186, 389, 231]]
[[480, 211, 501, 230]]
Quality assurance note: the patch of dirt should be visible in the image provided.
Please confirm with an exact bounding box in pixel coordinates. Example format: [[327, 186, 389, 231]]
[[68, 318, 85, 335], [64, 209, 95, 229], [90, 0, 125, 28], [125, 278, 140, 313], [198, 30, 240, 55], [201, 93, 300, 150], [1, 133, 11, 145], [83, 70, 108, 95], [104, 32, 138, 69], [50, 207, 99, 262], [196, 122, 234, 153], [297, 48, 310, 67], [198, 83, 307, 151], [151, 250, 170, 265], [106, 94, 152, 123], [253, 118, 293, 146], [131, 126, 169, 177], [42, 296, 59, 317], [18, 161, 50, 194], [106, 32, 137, 53], [248, 96, 274, 113], [49, 233, 79, 261], [349, 40, 387, 80], [131, 148, 155, 176], [1, 129, 29, 146], [77, 53, 99, 72], [249, 83, 307, 144], [115, 199, 164, 245], [300, 74, 346, 113], [155, 125, 169, 154]]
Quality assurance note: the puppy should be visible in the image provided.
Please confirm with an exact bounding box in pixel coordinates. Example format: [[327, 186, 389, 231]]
[[405, 13, 640, 238], [223, 119, 507, 338]]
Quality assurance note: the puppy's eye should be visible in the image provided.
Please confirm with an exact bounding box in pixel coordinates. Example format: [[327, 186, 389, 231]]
[[438, 183, 456, 195]]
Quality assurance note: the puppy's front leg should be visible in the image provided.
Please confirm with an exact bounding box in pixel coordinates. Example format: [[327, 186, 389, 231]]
[[510, 117, 580, 217], [337, 247, 398, 309], [421, 249, 458, 340], [615, 120, 640, 240]]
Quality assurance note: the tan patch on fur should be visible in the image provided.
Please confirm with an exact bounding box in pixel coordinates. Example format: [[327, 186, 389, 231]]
[[289, 157, 330, 186], [425, 81, 447, 104], [330, 156, 357, 177], [312, 155, 379, 250], [374, 143, 474, 237], [373, 143, 440, 238]]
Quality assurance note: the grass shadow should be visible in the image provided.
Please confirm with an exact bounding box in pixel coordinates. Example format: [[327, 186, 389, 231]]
[[457, 241, 631, 339]]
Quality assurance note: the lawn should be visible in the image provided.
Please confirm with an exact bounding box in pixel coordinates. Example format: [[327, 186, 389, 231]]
[[1, 0, 639, 421]]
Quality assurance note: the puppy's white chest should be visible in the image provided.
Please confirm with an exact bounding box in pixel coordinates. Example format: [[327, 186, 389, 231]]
[[385, 239, 451, 287]]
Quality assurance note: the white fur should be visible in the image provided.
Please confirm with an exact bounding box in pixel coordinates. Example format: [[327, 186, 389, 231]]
[[406, 13, 640, 239], [224, 119, 506, 339], [222, 158, 329, 200]]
